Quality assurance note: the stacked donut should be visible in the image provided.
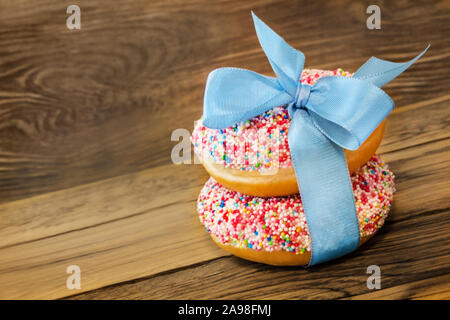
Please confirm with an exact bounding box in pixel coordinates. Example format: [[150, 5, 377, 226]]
[[192, 68, 395, 266]]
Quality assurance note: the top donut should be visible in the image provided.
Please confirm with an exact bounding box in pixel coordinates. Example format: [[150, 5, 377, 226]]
[[192, 68, 386, 197], [192, 69, 350, 172]]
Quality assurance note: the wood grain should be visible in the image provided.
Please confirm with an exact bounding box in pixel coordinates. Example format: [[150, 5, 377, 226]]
[[0, 127, 448, 299], [0, 0, 448, 203], [66, 208, 450, 300], [345, 274, 450, 300], [0, 0, 449, 299]]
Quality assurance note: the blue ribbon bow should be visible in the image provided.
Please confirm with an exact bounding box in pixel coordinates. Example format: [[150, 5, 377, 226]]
[[203, 12, 429, 266]]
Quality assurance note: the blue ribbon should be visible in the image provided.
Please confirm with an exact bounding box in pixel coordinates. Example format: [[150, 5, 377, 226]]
[[202, 12, 428, 266]]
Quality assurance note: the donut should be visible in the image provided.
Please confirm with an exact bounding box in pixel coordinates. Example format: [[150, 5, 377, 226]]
[[192, 68, 386, 197], [197, 154, 395, 266]]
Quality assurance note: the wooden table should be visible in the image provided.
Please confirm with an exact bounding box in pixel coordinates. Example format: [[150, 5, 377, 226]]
[[0, 0, 449, 300]]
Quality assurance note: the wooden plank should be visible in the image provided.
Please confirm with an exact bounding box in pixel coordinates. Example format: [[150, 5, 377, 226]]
[[381, 138, 450, 222], [0, 0, 448, 203], [67, 209, 450, 300], [0, 163, 209, 248], [0, 136, 448, 299], [380, 95, 450, 154], [344, 274, 450, 300], [0, 180, 226, 299]]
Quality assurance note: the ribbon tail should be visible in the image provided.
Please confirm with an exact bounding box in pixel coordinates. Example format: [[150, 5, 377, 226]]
[[353, 45, 430, 87], [203, 68, 293, 129], [252, 12, 305, 96], [288, 109, 360, 266]]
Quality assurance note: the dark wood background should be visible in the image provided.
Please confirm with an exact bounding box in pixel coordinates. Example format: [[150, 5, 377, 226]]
[[0, 0, 449, 299]]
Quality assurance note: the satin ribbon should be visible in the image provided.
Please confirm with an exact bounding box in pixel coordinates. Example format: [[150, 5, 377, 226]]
[[202, 12, 428, 266]]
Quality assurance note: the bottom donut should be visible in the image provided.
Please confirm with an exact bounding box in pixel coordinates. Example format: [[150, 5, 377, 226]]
[[197, 155, 395, 266]]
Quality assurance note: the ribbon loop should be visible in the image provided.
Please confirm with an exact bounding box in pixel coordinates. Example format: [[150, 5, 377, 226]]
[[306, 77, 394, 150], [203, 67, 293, 129]]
